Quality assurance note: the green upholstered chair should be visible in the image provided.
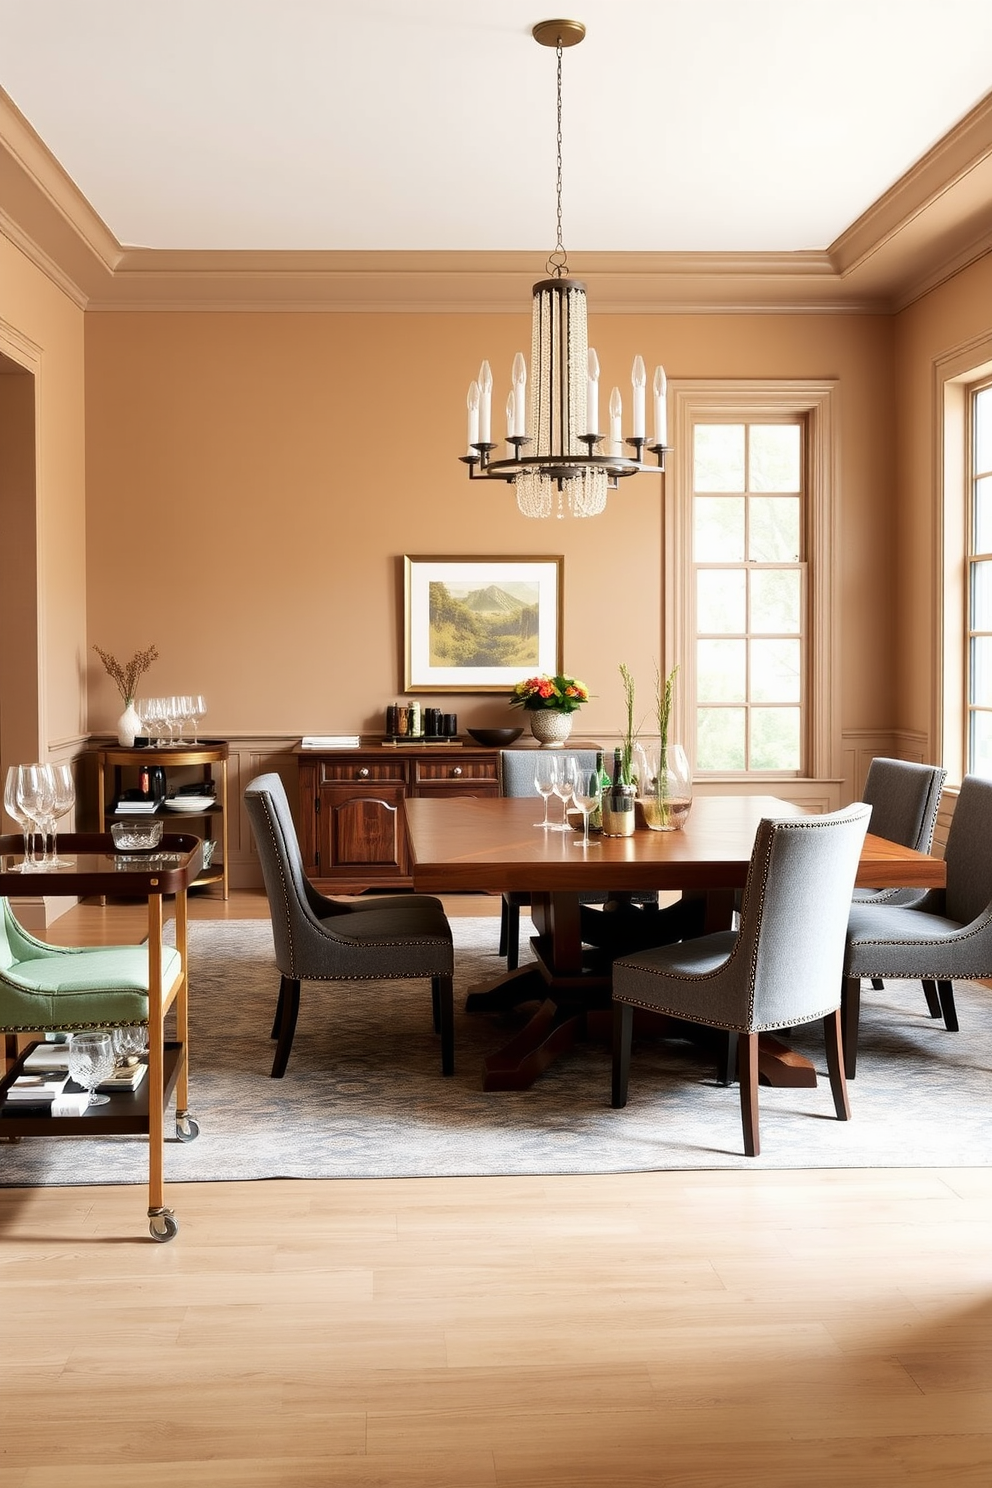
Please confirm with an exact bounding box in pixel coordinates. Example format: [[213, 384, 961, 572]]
[[0, 894, 181, 1051]]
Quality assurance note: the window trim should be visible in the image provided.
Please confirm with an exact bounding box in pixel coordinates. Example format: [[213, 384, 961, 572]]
[[666, 380, 840, 783], [936, 337, 992, 787]]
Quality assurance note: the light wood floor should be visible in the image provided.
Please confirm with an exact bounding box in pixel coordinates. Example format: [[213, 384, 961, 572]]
[[2, 891, 991, 1486]]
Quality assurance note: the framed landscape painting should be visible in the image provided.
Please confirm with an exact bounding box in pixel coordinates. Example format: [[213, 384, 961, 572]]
[[403, 555, 563, 693]]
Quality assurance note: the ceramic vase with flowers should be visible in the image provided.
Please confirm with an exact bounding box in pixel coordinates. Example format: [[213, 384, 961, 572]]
[[93, 643, 159, 747], [509, 673, 590, 747]]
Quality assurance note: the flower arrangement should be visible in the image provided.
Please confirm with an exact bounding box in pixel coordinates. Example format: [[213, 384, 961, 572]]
[[92, 643, 159, 703], [509, 673, 590, 714]]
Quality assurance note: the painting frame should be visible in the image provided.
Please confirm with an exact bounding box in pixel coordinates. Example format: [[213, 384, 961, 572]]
[[403, 555, 564, 694]]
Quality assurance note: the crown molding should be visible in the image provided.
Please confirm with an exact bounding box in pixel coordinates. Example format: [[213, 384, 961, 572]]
[[81, 246, 883, 314], [0, 86, 118, 304], [2, 81, 991, 316], [828, 88, 992, 307]]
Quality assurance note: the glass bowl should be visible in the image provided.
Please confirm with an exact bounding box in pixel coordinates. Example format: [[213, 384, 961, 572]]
[[111, 819, 164, 851]]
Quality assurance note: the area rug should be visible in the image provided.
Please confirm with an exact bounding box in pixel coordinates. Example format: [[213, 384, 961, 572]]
[[2, 917, 990, 1185]]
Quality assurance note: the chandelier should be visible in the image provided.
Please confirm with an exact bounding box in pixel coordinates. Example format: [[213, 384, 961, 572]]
[[461, 18, 669, 519]]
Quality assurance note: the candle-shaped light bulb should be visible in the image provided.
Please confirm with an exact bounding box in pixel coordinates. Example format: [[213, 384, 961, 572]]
[[653, 365, 668, 446], [586, 347, 600, 436], [478, 360, 493, 444], [505, 391, 515, 449], [609, 386, 623, 456], [466, 379, 480, 453], [511, 351, 527, 438], [631, 356, 646, 439]]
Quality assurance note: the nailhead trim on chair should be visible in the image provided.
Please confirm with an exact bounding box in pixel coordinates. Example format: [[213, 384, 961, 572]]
[[253, 802, 450, 977], [614, 814, 853, 1033]]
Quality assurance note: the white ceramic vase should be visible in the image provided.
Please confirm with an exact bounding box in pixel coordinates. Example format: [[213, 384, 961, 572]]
[[529, 710, 574, 747], [116, 699, 142, 747]]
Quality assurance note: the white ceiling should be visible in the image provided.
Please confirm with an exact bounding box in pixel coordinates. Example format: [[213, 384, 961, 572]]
[[1, 0, 991, 256]]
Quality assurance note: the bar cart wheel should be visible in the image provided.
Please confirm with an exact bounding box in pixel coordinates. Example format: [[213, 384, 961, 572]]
[[175, 1111, 200, 1142]]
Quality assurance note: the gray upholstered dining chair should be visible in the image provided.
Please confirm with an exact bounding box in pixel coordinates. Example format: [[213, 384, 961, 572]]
[[855, 757, 946, 908], [853, 755, 947, 1016], [244, 773, 455, 1077], [497, 748, 600, 969], [843, 772, 992, 1077], [611, 804, 871, 1157]]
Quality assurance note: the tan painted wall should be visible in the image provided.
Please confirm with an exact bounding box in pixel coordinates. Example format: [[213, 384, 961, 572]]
[[0, 235, 88, 760], [84, 306, 895, 749], [893, 251, 992, 756]]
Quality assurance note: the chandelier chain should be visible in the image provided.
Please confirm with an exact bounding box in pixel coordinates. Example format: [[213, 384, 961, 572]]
[[546, 40, 568, 279]]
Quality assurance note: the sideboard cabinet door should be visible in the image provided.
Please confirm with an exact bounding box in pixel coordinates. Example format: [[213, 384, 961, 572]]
[[320, 786, 408, 879]]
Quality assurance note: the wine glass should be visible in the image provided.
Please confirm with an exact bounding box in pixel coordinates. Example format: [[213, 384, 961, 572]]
[[550, 754, 574, 831], [534, 755, 558, 829], [68, 1030, 116, 1107], [45, 762, 75, 868], [146, 698, 167, 748], [112, 1023, 148, 1066], [4, 764, 38, 871], [572, 765, 602, 849], [16, 764, 55, 867], [189, 695, 206, 745], [162, 697, 181, 746]]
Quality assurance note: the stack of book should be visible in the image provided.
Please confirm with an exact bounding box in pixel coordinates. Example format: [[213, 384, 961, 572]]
[[2, 1068, 89, 1117], [300, 735, 361, 749], [114, 798, 158, 813]]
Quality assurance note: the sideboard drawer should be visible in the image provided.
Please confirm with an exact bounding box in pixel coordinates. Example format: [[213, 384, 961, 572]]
[[318, 759, 408, 785], [414, 759, 499, 785]]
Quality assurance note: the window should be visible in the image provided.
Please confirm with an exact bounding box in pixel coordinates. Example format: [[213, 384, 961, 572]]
[[967, 381, 992, 774], [693, 421, 804, 772], [667, 382, 838, 783]]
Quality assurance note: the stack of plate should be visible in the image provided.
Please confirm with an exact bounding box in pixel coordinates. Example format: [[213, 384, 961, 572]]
[[165, 795, 215, 812]]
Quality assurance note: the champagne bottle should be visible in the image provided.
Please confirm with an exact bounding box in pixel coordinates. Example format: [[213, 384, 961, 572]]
[[611, 747, 624, 787], [589, 749, 608, 831]]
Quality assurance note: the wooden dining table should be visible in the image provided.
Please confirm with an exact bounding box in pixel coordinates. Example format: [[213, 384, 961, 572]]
[[404, 794, 947, 1091]]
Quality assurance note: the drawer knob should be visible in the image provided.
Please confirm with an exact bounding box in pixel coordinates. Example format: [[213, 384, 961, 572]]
[[357, 767, 370, 778], [452, 766, 463, 777]]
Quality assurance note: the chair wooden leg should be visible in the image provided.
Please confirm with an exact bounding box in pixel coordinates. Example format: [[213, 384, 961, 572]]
[[936, 979, 959, 1033], [611, 1002, 633, 1108], [739, 1032, 760, 1157], [434, 974, 454, 1076], [270, 975, 301, 1078], [841, 975, 861, 1078], [823, 1008, 851, 1121], [922, 979, 943, 1018], [431, 980, 441, 1034], [270, 981, 285, 1039], [718, 1031, 738, 1086]]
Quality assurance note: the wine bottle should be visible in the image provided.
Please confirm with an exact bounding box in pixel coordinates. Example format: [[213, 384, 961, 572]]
[[603, 746, 636, 837], [589, 749, 608, 831]]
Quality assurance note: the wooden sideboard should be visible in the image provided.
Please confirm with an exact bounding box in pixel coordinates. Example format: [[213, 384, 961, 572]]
[[294, 741, 501, 891]]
